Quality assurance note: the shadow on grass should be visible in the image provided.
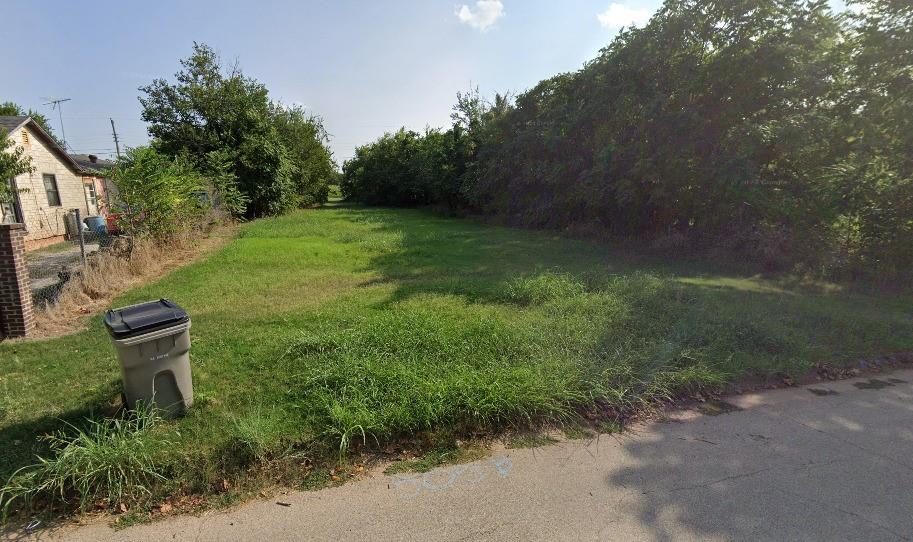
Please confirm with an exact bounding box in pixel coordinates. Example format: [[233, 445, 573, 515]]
[[326, 206, 795, 302], [0, 379, 122, 484], [334, 207, 627, 305], [326, 206, 912, 376], [323, 208, 842, 305]]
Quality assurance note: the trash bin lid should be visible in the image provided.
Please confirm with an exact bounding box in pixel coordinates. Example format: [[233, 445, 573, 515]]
[[104, 299, 189, 339]]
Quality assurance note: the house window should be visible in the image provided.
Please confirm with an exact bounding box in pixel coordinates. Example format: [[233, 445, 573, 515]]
[[85, 182, 98, 209], [43, 174, 61, 206]]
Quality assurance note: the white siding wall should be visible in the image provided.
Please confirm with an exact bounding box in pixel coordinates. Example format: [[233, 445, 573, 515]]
[[7, 125, 89, 242]]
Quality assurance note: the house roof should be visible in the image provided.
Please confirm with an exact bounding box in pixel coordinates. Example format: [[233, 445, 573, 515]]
[[69, 153, 115, 174], [0, 115, 86, 175], [0, 116, 29, 134]]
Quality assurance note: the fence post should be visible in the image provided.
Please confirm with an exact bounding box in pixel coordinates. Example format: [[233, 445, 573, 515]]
[[74, 208, 86, 266], [0, 223, 36, 339]]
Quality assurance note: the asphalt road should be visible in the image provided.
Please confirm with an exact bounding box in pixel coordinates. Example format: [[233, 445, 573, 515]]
[[12, 369, 913, 542]]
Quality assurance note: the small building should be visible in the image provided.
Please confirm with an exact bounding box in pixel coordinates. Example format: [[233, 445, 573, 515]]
[[0, 116, 102, 250], [70, 153, 117, 217]]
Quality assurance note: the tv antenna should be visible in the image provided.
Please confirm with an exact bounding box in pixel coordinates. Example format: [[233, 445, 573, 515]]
[[41, 97, 71, 149]]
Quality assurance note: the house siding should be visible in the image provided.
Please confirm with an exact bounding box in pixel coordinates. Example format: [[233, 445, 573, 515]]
[[7, 124, 90, 247], [81, 174, 112, 216]]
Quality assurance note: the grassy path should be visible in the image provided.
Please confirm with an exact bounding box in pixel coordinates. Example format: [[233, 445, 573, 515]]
[[1, 206, 911, 512]]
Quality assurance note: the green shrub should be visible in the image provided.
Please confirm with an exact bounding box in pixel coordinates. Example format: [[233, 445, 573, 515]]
[[110, 146, 206, 238]]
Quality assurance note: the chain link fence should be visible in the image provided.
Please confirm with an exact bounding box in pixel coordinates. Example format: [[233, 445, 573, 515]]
[[27, 208, 118, 306], [25, 189, 229, 309]]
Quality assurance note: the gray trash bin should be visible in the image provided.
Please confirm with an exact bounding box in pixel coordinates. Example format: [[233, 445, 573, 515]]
[[104, 299, 193, 417]]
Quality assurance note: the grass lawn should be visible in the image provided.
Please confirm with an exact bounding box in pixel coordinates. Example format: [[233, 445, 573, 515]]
[[1, 205, 911, 514]]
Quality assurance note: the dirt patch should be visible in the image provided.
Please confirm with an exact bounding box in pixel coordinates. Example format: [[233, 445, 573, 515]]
[[27, 224, 237, 339]]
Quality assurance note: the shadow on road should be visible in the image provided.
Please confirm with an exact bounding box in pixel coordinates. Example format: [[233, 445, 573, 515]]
[[605, 378, 913, 540]]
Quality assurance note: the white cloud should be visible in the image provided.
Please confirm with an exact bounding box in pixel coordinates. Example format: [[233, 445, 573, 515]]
[[456, 0, 505, 32], [597, 3, 651, 29]]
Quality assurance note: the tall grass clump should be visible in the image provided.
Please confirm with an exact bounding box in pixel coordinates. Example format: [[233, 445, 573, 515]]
[[551, 273, 731, 411], [226, 405, 297, 464], [503, 271, 587, 305], [286, 276, 739, 456], [287, 300, 587, 456], [0, 406, 171, 516]]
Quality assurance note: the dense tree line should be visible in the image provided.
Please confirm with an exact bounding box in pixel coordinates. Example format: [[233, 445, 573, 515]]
[[140, 43, 336, 218], [343, 0, 912, 280]]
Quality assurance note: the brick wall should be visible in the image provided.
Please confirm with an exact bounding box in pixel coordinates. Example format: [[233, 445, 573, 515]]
[[0, 223, 35, 338]]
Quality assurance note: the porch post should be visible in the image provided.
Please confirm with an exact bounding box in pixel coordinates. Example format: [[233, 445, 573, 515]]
[[0, 223, 35, 338]]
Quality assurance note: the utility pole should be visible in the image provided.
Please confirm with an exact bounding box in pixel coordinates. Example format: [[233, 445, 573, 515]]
[[110, 118, 122, 159], [42, 97, 71, 150]]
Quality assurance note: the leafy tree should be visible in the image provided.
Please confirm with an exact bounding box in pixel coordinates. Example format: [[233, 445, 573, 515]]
[[342, 0, 913, 280], [140, 43, 334, 217], [0, 102, 62, 147], [109, 146, 206, 238], [0, 129, 34, 206], [825, 0, 913, 276], [343, 88, 509, 210], [271, 104, 336, 206], [342, 129, 427, 206]]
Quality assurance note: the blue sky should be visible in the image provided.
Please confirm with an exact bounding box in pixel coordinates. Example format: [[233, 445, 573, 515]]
[[2, 0, 848, 163], [1, 1, 665, 162]]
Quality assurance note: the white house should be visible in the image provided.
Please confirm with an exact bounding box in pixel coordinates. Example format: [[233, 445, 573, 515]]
[[1, 116, 97, 250]]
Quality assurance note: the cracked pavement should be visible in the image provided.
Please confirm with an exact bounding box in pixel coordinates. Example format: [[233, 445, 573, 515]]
[[9, 369, 913, 541]]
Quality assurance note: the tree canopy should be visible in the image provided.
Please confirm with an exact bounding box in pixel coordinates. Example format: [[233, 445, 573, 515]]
[[140, 43, 336, 217], [342, 0, 913, 281], [0, 129, 34, 204]]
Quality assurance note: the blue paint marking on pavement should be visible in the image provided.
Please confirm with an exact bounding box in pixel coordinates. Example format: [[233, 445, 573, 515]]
[[391, 456, 513, 500], [491, 456, 512, 477]]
